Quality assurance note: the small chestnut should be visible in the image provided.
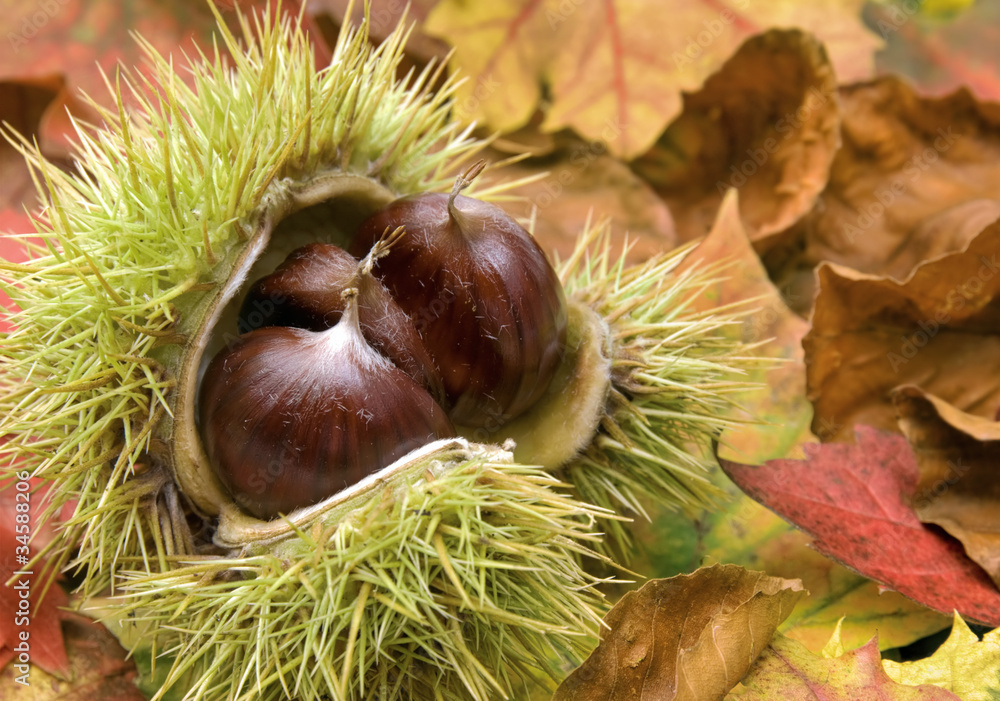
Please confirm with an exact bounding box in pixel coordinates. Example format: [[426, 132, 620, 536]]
[[350, 163, 568, 428], [200, 288, 455, 519]]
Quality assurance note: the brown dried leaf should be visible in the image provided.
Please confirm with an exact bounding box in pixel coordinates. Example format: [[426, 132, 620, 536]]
[[634, 477, 951, 655], [769, 77, 1000, 310], [553, 564, 805, 701], [894, 386, 1000, 588], [633, 29, 840, 248], [804, 223, 1000, 443]]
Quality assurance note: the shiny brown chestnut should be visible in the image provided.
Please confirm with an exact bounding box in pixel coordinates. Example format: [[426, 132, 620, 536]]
[[200, 289, 455, 520], [350, 162, 568, 428], [237, 231, 444, 404]]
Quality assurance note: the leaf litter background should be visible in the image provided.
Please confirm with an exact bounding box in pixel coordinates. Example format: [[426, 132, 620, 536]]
[[3, 0, 1000, 698]]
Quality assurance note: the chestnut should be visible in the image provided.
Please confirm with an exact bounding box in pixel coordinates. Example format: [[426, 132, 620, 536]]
[[350, 163, 568, 428], [237, 233, 445, 403], [200, 289, 455, 520]]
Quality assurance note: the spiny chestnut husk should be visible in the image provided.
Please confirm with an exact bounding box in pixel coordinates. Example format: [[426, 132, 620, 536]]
[[202, 290, 454, 519], [0, 5, 767, 701], [0, 9, 616, 699], [350, 163, 568, 428], [237, 234, 445, 402]]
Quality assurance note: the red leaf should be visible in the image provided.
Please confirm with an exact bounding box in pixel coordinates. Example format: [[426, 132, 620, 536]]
[[0, 613, 146, 699], [720, 426, 1000, 626], [0, 479, 70, 678]]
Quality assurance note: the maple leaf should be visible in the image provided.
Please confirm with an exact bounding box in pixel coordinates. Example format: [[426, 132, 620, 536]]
[[553, 564, 805, 701], [720, 426, 1000, 626], [883, 612, 1000, 701], [804, 224, 1000, 443], [425, 0, 879, 159], [729, 634, 961, 700]]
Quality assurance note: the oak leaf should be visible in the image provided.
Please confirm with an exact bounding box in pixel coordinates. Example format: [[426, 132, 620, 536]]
[[552, 564, 805, 701], [720, 426, 1000, 626], [425, 0, 878, 159]]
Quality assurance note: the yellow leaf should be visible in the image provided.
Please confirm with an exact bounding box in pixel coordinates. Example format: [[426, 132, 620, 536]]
[[883, 613, 1000, 701], [426, 0, 880, 158], [822, 619, 847, 659], [730, 635, 961, 700]]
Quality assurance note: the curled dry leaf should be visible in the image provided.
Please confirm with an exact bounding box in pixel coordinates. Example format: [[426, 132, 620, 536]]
[[720, 426, 1000, 626], [493, 134, 677, 263], [424, 0, 876, 159], [728, 634, 961, 700], [894, 386, 1000, 588], [768, 77, 1000, 309], [883, 612, 1000, 701], [634, 30, 840, 250], [804, 224, 1000, 443], [552, 564, 805, 701]]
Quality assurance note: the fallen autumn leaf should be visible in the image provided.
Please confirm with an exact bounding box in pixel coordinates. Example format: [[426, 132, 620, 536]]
[[720, 425, 1000, 626], [553, 564, 805, 701]]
